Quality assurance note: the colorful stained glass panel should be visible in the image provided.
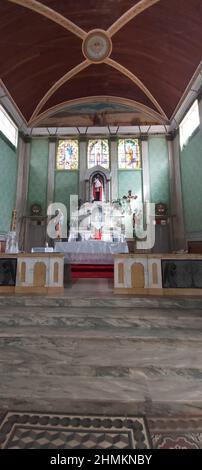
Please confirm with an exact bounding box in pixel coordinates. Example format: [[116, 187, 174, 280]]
[[88, 139, 109, 169], [56, 140, 79, 170], [118, 139, 141, 169]]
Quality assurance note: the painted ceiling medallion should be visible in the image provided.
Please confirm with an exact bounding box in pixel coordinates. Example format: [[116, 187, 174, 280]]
[[82, 30, 112, 63]]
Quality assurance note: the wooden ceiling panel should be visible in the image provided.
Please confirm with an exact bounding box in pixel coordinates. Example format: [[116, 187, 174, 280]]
[[112, 0, 202, 117], [0, 0, 201, 124], [40, 63, 158, 116], [40, 0, 138, 31], [0, 1, 83, 120]]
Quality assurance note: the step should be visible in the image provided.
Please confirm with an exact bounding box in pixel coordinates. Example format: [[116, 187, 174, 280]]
[[0, 373, 202, 416], [0, 335, 202, 368], [1, 295, 202, 309]]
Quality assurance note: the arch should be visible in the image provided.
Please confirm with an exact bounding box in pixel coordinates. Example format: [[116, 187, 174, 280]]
[[54, 262, 59, 283], [33, 262, 46, 287], [152, 262, 158, 285], [131, 262, 145, 288], [20, 262, 26, 283], [29, 95, 167, 128], [90, 170, 106, 203], [118, 263, 124, 284]]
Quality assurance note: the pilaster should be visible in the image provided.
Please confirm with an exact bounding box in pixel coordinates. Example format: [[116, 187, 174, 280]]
[[79, 136, 87, 202], [140, 135, 150, 203], [47, 137, 56, 207], [15, 134, 31, 249], [110, 137, 118, 200], [170, 131, 186, 250]]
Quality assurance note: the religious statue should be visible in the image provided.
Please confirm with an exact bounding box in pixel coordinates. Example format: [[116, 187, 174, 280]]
[[93, 174, 103, 201], [54, 209, 64, 239]]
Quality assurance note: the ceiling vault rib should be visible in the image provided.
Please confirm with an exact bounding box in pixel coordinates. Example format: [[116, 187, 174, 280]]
[[105, 57, 167, 119], [29, 60, 91, 124], [7, 0, 87, 39], [30, 96, 167, 128], [108, 0, 161, 36]]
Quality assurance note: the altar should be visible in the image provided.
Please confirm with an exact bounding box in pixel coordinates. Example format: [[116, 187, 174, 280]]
[[55, 240, 128, 264]]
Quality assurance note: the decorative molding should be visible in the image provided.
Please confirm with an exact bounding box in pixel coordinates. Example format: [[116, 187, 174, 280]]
[[110, 136, 117, 142], [105, 58, 167, 119], [24, 136, 31, 143], [82, 29, 112, 63], [48, 137, 57, 143], [108, 0, 161, 37], [8, 0, 86, 39], [29, 60, 90, 124], [79, 135, 88, 142], [30, 95, 167, 128], [166, 133, 174, 142]]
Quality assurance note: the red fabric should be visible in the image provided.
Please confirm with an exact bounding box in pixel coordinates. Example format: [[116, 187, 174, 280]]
[[71, 264, 114, 279]]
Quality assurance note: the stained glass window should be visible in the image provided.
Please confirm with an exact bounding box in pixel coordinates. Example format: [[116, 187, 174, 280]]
[[56, 140, 79, 170], [88, 139, 109, 169], [118, 139, 141, 169]]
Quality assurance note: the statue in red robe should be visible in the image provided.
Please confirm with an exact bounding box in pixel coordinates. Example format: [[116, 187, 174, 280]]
[[93, 175, 103, 201]]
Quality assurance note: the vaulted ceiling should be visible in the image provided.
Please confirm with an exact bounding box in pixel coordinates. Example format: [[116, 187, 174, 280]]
[[0, 0, 201, 127]]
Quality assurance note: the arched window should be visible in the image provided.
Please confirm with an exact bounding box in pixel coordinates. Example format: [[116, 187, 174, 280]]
[[56, 139, 79, 170], [118, 138, 141, 169], [88, 139, 109, 169]]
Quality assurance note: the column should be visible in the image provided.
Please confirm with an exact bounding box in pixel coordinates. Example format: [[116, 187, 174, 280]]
[[15, 134, 31, 249], [140, 135, 150, 203], [79, 136, 87, 202], [166, 135, 175, 250], [198, 94, 202, 132], [47, 137, 56, 207], [171, 130, 186, 250], [110, 137, 118, 200]]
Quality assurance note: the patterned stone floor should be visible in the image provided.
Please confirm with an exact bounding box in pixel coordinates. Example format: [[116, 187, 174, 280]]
[[0, 413, 151, 449], [1, 301, 202, 444], [1, 412, 202, 449], [148, 416, 202, 449]]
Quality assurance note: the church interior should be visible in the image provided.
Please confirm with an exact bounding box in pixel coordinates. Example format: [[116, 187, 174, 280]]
[[0, 0, 202, 450]]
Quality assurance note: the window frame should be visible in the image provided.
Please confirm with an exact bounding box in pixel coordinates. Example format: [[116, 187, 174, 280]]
[[179, 99, 200, 149], [0, 105, 18, 148]]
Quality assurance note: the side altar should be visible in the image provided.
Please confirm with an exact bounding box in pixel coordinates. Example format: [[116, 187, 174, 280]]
[[0, 253, 64, 294], [114, 253, 202, 296]]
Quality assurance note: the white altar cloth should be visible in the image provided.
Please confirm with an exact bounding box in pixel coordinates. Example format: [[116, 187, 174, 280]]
[[54, 240, 128, 264]]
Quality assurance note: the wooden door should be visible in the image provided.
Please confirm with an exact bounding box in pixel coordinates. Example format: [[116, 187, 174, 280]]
[[131, 263, 145, 288]]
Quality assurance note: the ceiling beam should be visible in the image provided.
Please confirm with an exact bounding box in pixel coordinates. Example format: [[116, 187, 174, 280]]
[[108, 0, 161, 37], [8, 0, 87, 39], [29, 60, 91, 124], [105, 57, 168, 119]]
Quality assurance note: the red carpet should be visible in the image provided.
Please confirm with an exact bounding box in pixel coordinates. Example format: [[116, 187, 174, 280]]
[[71, 264, 114, 278]]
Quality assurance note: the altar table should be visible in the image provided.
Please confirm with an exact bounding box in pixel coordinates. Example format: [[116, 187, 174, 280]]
[[54, 240, 129, 264]]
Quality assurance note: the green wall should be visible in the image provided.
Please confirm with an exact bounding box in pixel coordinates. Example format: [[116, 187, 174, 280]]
[[54, 171, 79, 219], [118, 170, 143, 201], [27, 138, 49, 214], [148, 136, 170, 207], [0, 133, 17, 233], [180, 128, 202, 234]]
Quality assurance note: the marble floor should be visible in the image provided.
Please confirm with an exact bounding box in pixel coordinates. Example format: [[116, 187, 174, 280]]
[[0, 297, 202, 421]]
